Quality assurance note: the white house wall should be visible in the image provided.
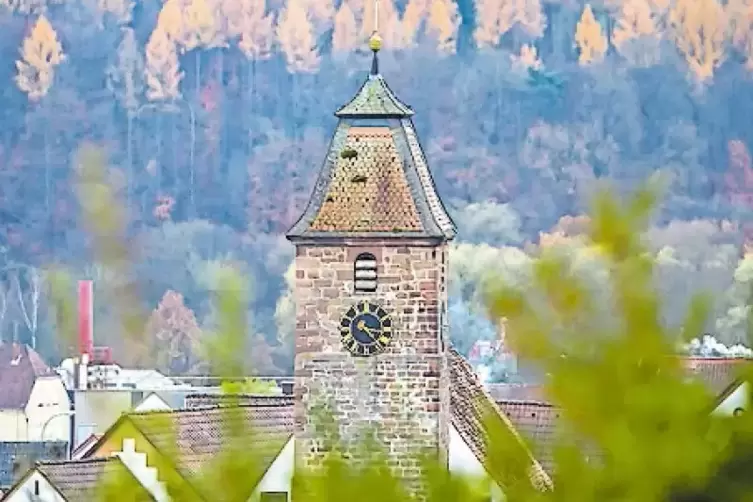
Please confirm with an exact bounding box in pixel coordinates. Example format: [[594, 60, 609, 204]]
[[0, 410, 28, 441], [3, 470, 65, 502], [249, 437, 295, 502], [449, 424, 503, 502], [714, 382, 749, 416], [25, 377, 71, 442]]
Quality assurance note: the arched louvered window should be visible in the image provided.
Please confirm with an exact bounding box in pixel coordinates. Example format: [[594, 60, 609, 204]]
[[354, 253, 378, 293]]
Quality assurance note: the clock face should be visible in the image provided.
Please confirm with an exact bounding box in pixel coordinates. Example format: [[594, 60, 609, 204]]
[[339, 300, 394, 357]]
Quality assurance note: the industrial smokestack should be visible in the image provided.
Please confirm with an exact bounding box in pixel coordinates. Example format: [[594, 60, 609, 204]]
[[78, 280, 94, 358]]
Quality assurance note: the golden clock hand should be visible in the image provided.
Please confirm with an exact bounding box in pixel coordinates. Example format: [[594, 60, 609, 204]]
[[356, 320, 377, 340]]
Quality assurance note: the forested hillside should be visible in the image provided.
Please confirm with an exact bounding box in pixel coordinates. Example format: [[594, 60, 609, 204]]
[[0, 0, 752, 375]]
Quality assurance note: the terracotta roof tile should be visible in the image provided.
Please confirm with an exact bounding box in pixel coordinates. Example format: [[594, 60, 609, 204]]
[[37, 457, 153, 501], [682, 357, 750, 397], [0, 343, 55, 409], [310, 126, 423, 233], [126, 404, 293, 496], [496, 401, 559, 475], [448, 349, 553, 491]]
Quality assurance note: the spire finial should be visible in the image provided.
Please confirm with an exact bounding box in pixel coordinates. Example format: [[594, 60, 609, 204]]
[[368, 0, 382, 75]]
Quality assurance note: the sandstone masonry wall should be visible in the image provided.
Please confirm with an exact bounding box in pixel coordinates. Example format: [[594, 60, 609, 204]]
[[293, 242, 450, 486]]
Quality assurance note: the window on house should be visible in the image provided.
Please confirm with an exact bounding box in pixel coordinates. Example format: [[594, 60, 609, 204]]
[[260, 492, 288, 502], [354, 253, 377, 293], [34, 479, 40, 496], [734, 407, 745, 416]]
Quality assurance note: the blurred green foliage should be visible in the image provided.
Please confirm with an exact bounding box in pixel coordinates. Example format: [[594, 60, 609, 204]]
[[45, 145, 753, 500]]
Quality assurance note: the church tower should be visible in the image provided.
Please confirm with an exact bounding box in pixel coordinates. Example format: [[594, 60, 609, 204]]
[[286, 28, 456, 486]]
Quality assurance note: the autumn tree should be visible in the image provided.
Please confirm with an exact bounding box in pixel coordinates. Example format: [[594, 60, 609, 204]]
[[575, 4, 607, 65], [107, 27, 144, 205], [156, 0, 185, 41], [332, 1, 359, 55], [237, 0, 274, 61], [144, 26, 184, 101], [15, 15, 65, 102], [426, 0, 460, 54], [276, 0, 320, 73], [669, 0, 727, 82], [510, 44, 542, 70], [727, 0, 753, 68], [613, 0, 661, 67], [144, 290, 202, 375]]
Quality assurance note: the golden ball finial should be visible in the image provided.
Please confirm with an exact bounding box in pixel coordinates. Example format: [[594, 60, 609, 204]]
[[369, 32, 382, 52]]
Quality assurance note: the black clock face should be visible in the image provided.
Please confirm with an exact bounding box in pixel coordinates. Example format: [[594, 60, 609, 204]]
[[339, 300, 393, 356]]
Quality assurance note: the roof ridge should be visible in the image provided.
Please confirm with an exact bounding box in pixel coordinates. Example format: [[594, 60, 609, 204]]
[[36, 457, 113, 467], [496, 399, 555, 408]]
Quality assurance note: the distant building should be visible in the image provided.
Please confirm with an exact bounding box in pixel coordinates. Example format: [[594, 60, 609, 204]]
[[0, 343, 70, 443]]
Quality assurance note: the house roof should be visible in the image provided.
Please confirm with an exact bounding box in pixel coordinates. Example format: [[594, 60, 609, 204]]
[[681, 357, 750, 398], [124, 403, 293, 498], [34, 457, 153, 501], [448, 349, 553, 491], [0, 441, 68, 488], [71, 434, 103, 460], [495, 400, 559, 475], [0, 342, 56, 409], [486, 384, 546, 403]]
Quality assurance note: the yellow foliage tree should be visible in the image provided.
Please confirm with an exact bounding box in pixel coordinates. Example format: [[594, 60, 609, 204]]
[[669, 0, 727, 81], [156, 0, 185, 41], [401, 0, 429, 49], [512, 0, 546, 38], [613, 0, 661, 66], [276, 0, 321, 73], [726, 0, 753, 69], [474, 0, 515, 49], [182, 0, 225, 51], [144, 26, 184, 101], [510, 44, 542, 70], [15, 15, 65, 102], [575, 4, 607, 65], [426, 0, 461, 54], [332, 1, 359, 54], [237, 0, 274, 61]]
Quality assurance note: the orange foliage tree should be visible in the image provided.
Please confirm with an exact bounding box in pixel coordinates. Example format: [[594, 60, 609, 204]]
[[144, 290, 203, 375]]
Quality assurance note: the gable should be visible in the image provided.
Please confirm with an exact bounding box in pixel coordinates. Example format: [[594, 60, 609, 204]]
[[86, 416, 201, 501], [134, 394, 171, 413]]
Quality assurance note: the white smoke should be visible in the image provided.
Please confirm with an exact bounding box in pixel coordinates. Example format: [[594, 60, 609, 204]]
[[683, 334, 753, 358]]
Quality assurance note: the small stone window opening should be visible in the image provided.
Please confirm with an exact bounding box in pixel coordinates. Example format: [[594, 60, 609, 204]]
[[354, 253, 378, 293]]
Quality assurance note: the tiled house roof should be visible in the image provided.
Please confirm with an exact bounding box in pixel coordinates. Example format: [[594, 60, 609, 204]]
[[35, 457, 153, 501], [184, 393, 293, 409], [0, 342, 56, 409], [495, 400, 560, 475], [0, 441, 68, 488], [125, 404, 293, 497], [682, 357, 750, 397], [486, 384, 546, 403], [448, 349, 553, 491]]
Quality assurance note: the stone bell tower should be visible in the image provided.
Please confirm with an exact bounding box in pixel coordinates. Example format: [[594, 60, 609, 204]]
[[285, 25, 456, 486]]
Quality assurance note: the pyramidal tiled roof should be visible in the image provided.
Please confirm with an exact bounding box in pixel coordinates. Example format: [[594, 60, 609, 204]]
[[335, 74, 414, 118], [287, 51, 455, 241]]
